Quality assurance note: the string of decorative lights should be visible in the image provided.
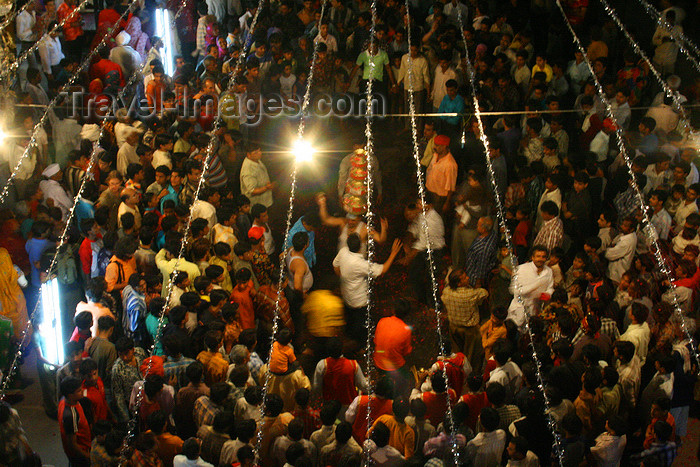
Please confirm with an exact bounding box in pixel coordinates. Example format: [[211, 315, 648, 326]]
[[0, 0, 141, 205], [455, 7, 565, 465], [360, 0, 381, 463], [252, 0, 333, 462], [635, 0, 700, 70], [4, 0, 92, 77], [402, 3, 460, 464], [0, 66, 145, 400], [553, 0, 700, 368], [596, 0, 689, 132], [121, 2, 272, 463]]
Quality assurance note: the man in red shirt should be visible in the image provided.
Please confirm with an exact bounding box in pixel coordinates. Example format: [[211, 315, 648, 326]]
[[373, 298, 413, 388], [58, 377, 92, 466], [57, 0, 84, 59]]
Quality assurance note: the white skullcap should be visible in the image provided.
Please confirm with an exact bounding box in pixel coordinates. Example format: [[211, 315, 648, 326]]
[[116, 31, 131, 46], [42, 163, 60, 178]]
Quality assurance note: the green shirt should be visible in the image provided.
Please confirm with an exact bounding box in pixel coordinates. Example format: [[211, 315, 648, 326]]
[[356, 50, 389, 81]]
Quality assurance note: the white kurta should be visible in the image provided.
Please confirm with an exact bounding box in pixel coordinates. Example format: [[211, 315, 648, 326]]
[[605, 232, 637, 283], [507, 262, 554, 328]]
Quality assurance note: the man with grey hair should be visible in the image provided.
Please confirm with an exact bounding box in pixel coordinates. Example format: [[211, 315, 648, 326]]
[[463, 216, 498, 287]]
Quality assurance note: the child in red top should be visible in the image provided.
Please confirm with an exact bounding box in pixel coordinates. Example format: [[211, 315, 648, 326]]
[[230, 268, 256, 330], [80, 358, 110, 421], [461, 375, 491, 431], [269, 328, 298, 375], [70, 311, 93, 357]]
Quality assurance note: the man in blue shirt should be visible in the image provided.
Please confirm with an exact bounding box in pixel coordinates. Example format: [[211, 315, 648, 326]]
[[159, 167, 183, 212], [25, 220, 54, 312], [638, 116, 659, 156], [438, 79, 466, 137], [285, 212, 321, 268]]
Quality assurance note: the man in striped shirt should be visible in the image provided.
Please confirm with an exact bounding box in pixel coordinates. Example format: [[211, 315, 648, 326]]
[[534, 201, 564, 253]]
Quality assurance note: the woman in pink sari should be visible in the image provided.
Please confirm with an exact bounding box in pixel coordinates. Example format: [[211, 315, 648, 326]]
[[125, 16, 149, 62]]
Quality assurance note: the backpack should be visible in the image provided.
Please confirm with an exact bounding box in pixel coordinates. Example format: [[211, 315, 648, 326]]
[[94, 248, 112, 277]]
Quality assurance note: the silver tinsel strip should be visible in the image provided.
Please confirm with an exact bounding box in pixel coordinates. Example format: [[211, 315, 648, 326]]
[[361, 1, 380, 465], [403, 2, 461, 464], [0, 0, 141, 204], [553, 0, 700, 373], [252, 0, 333, 462], [455, 7, 565, 465]]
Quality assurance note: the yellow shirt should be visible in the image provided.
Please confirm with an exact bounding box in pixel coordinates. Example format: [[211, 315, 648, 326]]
[[301, 290, 345, 337]]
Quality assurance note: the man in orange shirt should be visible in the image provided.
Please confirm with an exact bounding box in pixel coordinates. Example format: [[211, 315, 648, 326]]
[[146, 64, 167, 114], [196, 331, 229, 385], [374, 298, 413, 389], [425, 134, 458, 214], [147, 410, 184, 467], [57, 0, 84, 59]]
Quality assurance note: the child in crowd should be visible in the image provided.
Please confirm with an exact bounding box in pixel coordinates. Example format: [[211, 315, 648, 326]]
[[210, 242, 234, 293], [268, 328, 298, 376], [221, 303, 241, 354], [80, 358, 109, 421], [71, 311, 93, 355], [231, 268, 256, 330], [549, 246, 564, 287], [480, 307, 508, 360]]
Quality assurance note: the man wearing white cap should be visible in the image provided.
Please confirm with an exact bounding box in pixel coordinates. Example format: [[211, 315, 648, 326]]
[[40, 163, 73, 219], [109, 31, 143, 80]]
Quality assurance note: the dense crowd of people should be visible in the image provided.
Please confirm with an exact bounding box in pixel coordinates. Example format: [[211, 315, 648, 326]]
[[0, 0, 699, 466]]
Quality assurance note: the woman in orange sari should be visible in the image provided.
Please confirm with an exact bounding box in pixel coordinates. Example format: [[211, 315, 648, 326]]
[[0, 248, 30, 341]]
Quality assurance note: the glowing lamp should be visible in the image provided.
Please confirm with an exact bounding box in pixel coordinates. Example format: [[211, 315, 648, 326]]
[[293, 139, 315, 162], [39, 278, 64, 366], [155, 8, 175, 76]]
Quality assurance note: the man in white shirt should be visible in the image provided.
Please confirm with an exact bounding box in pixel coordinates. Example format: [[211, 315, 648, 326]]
[[40, 163, 73, 219], [619, 303, 651, 365], [117, 128, 140, 176], [432, 53, 459, 110], [467, 407, 507, 466], [16, 1, 39, 86], [333, 233, 401, 310], [397, 44, 430, 120], [511, 51, 531, 96], [611, 89, 632, 130], [109, 31, 143, 80], [507, 245, 554, 328], [37, 21, 64, 80], [643, 153, 671, 195], [605, 217, 638, 284], [403, 200, 446, 304], [314, 22, 338, 54], [589, 118, 617, 163], [240, 143, 273, 207], [190, 187, 219, 230]]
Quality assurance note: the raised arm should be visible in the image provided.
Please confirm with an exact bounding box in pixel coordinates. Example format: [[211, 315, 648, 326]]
[[316, 193, 346, 228]]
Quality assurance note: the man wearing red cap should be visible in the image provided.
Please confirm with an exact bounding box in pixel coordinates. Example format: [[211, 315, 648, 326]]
[[590, 118, 618, 162], [426, 134, 458, 213]]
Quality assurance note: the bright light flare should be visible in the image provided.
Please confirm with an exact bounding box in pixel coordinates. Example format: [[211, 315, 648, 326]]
[[155, 8, 174, 76], [293, 139, 315, 162], [0, 129, 6, 145], [39, 278, 64, 366]]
